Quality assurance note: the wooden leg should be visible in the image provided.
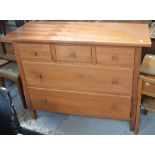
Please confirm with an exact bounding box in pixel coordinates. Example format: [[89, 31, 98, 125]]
[[135, 78, 142, 133], [0, 78, 5, 87], [130, 48, 141, 131], [30, 110, 37, 120], [16, 77, 27, 109]]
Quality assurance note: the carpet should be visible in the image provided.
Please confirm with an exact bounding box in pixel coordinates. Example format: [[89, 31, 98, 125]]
[[6, 80, 54, 135], [18, 109, 54, 135]]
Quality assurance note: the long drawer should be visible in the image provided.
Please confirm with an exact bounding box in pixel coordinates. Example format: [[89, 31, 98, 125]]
[[23, 61, 133, 95], [29, 87, 131, 120]]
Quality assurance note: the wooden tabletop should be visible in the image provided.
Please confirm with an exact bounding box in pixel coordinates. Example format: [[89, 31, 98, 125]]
[[2, 21, 151, 47]]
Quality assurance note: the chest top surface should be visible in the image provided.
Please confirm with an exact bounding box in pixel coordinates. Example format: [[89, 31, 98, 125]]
[[2, 21, 151, 47]]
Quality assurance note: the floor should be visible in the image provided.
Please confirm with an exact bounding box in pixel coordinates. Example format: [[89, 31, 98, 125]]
[[6, 80, 155, 135]]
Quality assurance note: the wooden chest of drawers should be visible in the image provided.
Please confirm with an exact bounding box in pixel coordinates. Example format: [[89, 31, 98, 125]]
[[3, 21, 151, 131]]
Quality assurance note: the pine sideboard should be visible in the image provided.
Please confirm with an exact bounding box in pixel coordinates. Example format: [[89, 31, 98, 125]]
[[3, 21, 151, 131]]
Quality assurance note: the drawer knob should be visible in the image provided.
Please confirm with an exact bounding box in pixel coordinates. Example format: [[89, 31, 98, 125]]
[[77, 73, 85, 78], [112, 105, 117, 110], [111, 55, 119, 61], [41, 99, 48, 103], [70, 52, 76, 59], [112, 80, 119, 85], [33, 51, 38, 56], [39, 74, 43, 79], [43, 99, 48, 103]]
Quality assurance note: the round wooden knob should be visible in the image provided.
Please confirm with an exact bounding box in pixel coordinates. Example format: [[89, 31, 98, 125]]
[[39, 74, 43, 79], [77, 73, 85, 78], [70, 52, 76, 59], [41, 99, 48, 103], [112, 80, 119, 85], [111, 55, 119, 61], [112, 105, 117, 110], [43, 99, 48, 103], [33, 51, 38, 56]]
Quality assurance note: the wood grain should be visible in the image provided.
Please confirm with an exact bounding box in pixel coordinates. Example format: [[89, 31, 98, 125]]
[[17, 43, 52, 61], [29, 87, 131, 120], [96, 46, 135, 66], [22, 61, 133, 95], [135, 77, 142, 133], [55, 44, 92, 63], [130, 47, 141, 131], [91, 46, 97, 64], [2, 21, 151, 47]]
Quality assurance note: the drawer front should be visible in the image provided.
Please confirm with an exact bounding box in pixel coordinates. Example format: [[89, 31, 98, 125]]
[[96, 46, 135, 66], [23, 62, 133, 95], [29, 88, 131, 120], [17, 43, 52, 61], [55, 44, 92, 63], [142, 81, 155, 95]]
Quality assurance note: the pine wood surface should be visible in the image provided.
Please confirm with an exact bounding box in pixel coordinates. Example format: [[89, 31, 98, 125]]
[[2, 21, 151, 47]]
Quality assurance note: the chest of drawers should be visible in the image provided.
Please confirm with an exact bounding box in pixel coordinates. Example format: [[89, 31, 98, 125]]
[[3, 21, 151, 131]]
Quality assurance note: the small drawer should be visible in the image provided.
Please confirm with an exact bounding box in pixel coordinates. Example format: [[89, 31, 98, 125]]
[[17, 43, 52, 61], [142, 81, 155, 95], [96, 46, 135, 66], [55, 44, 92, 63]]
